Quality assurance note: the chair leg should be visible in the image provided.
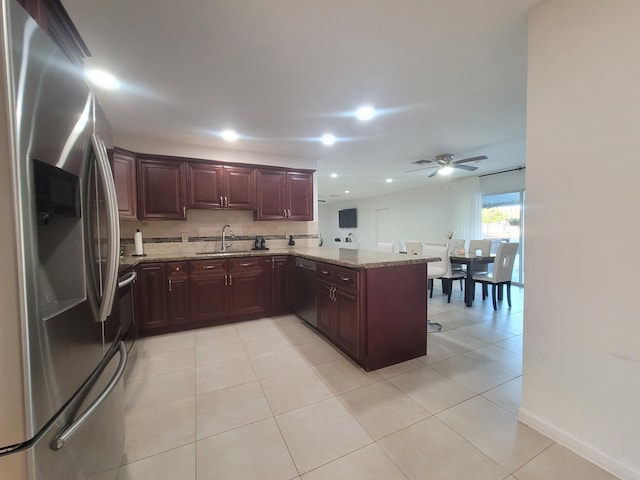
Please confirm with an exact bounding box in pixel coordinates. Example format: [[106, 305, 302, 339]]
[[506, 281, 512, 307], [428, 278, 434, 298], [491, 284, 497, 310], [482, 283, 488, 299], [447, 279, 453, 303], [459, 278, 463, 290], [498, 284, 504, 301]]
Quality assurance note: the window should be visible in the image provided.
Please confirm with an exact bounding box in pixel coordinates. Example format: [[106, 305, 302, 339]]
[[481, 191, 524, 285]]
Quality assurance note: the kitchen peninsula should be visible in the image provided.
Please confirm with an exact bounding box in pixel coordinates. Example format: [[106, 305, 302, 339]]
[[124, 247, 436, 371]]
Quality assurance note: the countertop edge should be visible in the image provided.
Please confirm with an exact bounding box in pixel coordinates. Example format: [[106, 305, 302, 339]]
[[120, 248, 439, 271]]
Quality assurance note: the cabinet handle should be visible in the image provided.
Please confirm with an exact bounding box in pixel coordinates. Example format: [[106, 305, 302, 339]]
[[340, 276, 350, 282], [288, 209, 291, 218], [203, 265, 214, 269], [183, 206, 186, 217], [272, 258, 275, 268], [220, 196, 223, 206], [320, 270, 330, 276], [229, 274, 232, 286], [240, 262, 252, 267], [168, 279, 172, 292], [283, 208, 287, 218], [224, 274, 228, 286], [225, 196, 229, 207]]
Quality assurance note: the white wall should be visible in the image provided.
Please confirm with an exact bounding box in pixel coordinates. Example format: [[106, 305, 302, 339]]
[[522, 1, 640, 479], [318, 170, 526, 252], [319, 182, 459, 252]]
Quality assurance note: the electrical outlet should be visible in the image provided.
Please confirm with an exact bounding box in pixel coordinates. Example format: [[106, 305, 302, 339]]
[[181, 233, 188, 243]]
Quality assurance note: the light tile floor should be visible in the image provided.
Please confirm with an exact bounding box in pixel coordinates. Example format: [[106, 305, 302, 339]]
[[117, 285, 620, 480]]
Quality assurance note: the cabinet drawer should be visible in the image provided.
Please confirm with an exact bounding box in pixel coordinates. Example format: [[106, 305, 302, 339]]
[[190, 259, 227, 276], [228, 257, 262, 273], [333, 267, 359, 290], [316, 263, 359, 290], [167, 262, 188, 277]]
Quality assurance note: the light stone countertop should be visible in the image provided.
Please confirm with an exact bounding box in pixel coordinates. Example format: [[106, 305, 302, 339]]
[[120, 246, 439, 271]]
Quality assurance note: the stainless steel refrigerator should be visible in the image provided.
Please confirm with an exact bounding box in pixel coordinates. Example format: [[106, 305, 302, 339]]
[[0, 0, 126, 478]]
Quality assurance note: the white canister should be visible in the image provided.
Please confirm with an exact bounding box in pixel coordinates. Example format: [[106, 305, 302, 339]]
[[134, 229, 144, 256]]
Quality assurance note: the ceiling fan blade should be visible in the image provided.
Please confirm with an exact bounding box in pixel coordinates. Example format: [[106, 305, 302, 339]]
[[405, 166, 433, 173], [428, 169, 440, 178], [453, 164, 479, 171], [411, 159, 434, 165], [453, 155, 488, 165]]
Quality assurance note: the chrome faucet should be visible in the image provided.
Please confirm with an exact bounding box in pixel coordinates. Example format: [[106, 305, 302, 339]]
[[221, 224, 234, 251]]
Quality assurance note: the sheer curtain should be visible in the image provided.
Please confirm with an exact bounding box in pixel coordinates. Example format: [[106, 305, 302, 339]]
[[452, 176, 482, 242]]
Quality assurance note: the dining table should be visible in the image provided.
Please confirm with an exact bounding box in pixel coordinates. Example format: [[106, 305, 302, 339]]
[[449, 252, 495, 307]]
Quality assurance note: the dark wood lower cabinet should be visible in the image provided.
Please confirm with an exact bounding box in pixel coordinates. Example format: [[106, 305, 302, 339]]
[[138, 256, 268, 336], [136, 263, 168, 331], [166, 262, 190, 325], [135, 255, 427, 373]]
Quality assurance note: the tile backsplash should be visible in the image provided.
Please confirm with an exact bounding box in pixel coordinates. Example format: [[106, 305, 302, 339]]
[[120, 209, 318, 255]]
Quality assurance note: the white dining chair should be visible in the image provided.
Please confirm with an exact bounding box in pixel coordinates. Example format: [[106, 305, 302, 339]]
[[472, 242, 519, 310], [422, 244, 449, 331], [447, 239, 466, 289], [468, 239, 491, 256], [404, 241, 423, 256], [376, 242, 395, 253]]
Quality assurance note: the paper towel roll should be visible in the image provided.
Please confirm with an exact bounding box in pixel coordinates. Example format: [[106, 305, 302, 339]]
[[134, 229, 144, 255]]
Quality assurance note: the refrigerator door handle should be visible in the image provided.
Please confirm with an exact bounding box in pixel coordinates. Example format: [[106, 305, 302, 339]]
[[91, 133, 120, 322], [51, 342, 127, 451], [118, 270, 137, 289]]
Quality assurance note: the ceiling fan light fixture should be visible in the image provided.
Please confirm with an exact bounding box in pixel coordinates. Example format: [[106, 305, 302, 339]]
[[439, 166, 454, 176], [355, 105, 376, 121], [321, 133, 336, 146]]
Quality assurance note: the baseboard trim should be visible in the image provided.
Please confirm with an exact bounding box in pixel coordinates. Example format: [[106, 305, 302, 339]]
[[518, 407, 639, 480]]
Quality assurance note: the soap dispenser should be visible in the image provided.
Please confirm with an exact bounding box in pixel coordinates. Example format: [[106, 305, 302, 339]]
[[288, 235, 295, 246], [254, 236, 260, 249]]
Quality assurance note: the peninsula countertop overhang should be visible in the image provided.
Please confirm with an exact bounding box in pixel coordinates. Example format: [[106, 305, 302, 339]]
[[120, 247, 439, 270]]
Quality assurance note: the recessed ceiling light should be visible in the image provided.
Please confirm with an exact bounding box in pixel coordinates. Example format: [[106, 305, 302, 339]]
[[386, 178, 393, 183], [85, 68, 120, 90], [439, 166, 454, 176], [221, 129, 239, 142], [321, 133, 336, 146], [344, 190, 350, 194], [355, 105, 376, 121], [330, 173, 338, 178]]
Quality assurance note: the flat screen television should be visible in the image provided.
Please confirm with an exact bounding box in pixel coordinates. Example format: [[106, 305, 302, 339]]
[[338, 208, 357, 228]]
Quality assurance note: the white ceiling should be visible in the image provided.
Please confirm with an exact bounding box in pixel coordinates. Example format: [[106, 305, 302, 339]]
[[61, 0, 538, 202]]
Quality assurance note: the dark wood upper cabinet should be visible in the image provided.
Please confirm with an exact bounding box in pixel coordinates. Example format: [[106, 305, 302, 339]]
[[287, 171, 314, 221], [17, 0, 90, 65], [187, 163, 256, 210], [255, 169, 313, 221], [111, 148, 138, 219], [137, 157, 187, 220]]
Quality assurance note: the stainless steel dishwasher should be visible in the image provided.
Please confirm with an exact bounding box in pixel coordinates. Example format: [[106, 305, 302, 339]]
[[294, 258, 317, 327]]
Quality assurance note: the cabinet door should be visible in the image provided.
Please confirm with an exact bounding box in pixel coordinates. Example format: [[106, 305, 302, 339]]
[[111, 148, 137, 219], [334, 287, 360, 359], [166, 263, 190, 325], [187, 163, 223, 209], [138, 158, 186, 220], [255, 169, 287, 220], [287, 171, 314, 221], [271, 256, 289, 315], [136, 263, 167, 331], [223, 166, 256, 209], [316, 280, 336, 338], [189, 260, 228, 323], [228, 258, 264, 316]]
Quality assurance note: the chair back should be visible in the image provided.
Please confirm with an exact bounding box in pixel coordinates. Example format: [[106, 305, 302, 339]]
[[404, 241, 423, 256], [492, 242, 519, 283], [468, 239, 491, 256], [448, 239, 466, 253], [422, 244, 448, 278], [422, 241, 446, 247], [376, 242, 395, 253]]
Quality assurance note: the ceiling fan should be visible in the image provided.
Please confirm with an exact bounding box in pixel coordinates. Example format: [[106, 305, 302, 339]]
[[406, 153, 488, 178]]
